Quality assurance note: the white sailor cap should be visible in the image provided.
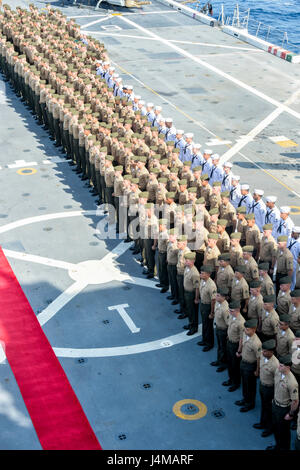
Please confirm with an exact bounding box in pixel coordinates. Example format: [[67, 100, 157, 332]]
[[203, 149, 213, 155], [126, 85, 133, 90], [211, 153, 220, 160], [155, 105, 162, 111], [165, 117, 173, 123], [108, 66, 115, 71], [176, 129, 184, 135], [185, 132, 194, 139], [146, 102, 154, 108], [280, 206, 291, 214], [158, 116, 165, 122], [292, 226, 300, 233], [134, 95, 141, 100], [266, 196, 277, 203], [193, 143, 202, 149], [139, 100, 145, 105], [254, 189, 264, 196], [96, 60, 102, 64], [231, 174, 240, 181], [112, 73, 119, 78], [115, 78, 122, 83], [223, 161, 233, 168], [241, 184, 249, 190], [103, 61, 110, 66]]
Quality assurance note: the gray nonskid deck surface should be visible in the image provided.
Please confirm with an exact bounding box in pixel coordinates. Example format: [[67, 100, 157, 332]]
[[0, 0, 299, 450]]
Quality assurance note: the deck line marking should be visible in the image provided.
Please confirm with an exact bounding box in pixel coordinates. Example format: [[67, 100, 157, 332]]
[[206, 139, 232, 146], [220, 88, 300, 165], [0, 342, 6, 364], [125, 276, 158, 289], [0, 210, 99, 234], [69, 10, 177, 19], [53, 325, 203, 358], [219, 107, 284, 165], [81, 15, 113, 29], [108, 304, 140, 334], [8, 160, 38, 168], [107, 240, 131, 258], [234, 150, 300, 199], [3, 249, 77, 271], [269, 135, 289, 143], [117, 15, 300, 121], [82, 30, 262, 51], [37, 280, 88, 326]]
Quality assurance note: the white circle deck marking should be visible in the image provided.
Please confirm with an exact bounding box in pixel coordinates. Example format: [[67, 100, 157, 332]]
[[69, 259, 120, 285], [0, 211, 202, 358]]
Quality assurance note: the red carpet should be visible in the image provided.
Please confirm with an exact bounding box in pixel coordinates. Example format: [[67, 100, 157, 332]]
[[0, 247, 102, 450]]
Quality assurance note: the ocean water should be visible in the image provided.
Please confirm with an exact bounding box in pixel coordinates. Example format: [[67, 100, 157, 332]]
[[188, 0, 300, 52]]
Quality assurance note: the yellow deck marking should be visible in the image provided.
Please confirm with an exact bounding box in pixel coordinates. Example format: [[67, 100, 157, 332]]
[[173, 399, 207, 420], [276, 140, 298, 148], [17, 168, 37, 176], [290, 206, 300, 215]]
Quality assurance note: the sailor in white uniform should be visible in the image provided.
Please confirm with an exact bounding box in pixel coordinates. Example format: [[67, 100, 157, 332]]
[[132, 95, 141, 111], [274, 206, 294, 240], [209, 154, 223, 185], [126, 85, 135, 102], [104, 66, 115, 83], [100, 61, 110, 78], [118, 84, 126, 98], [151, 106, 162, 127], [111, 74, 118, 94], [250, 189, 267, 232], [138, 100, 147, 116], [265, 195, 281, 238], [158, 117, 167, 136], [107, 72, 117, 89], [191, 144, 203, 169], [114, 78, 123, 97], [180, 133, 194, 162], [174, 130, 186, 156], [221, 162, 233, 192], [288, 227, 300, 289], [146, 103, 155, 123], [165, 118, 176, 142], [201, 149, 213, 175], [238, 184, 253, 213], [96, 60, 104, 76], [229, 175, 241, 209]]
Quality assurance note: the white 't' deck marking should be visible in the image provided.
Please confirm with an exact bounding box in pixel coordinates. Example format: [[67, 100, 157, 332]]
[[117, 15, 300, 121], [108, 304, 140, 334]]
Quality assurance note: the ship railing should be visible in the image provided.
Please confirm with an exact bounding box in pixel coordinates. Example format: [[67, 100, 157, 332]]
[[216, 2, 300, 54]]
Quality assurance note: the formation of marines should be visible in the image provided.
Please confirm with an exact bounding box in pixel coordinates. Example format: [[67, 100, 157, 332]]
[[1, 3, 300, 451]]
